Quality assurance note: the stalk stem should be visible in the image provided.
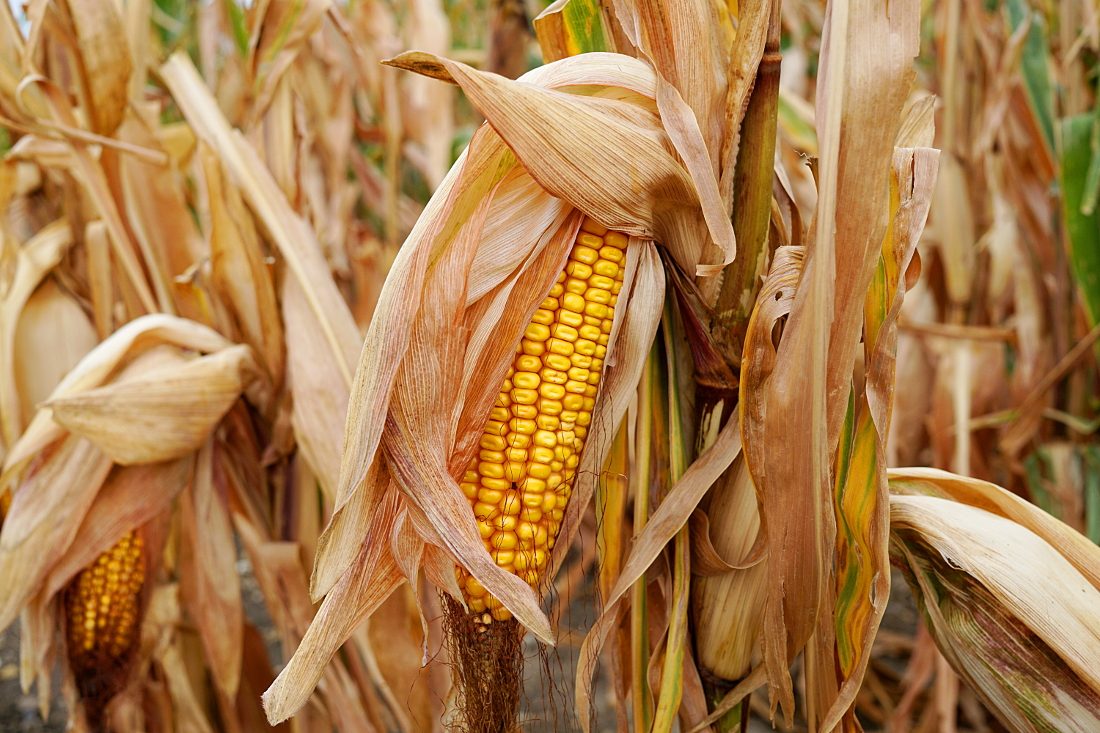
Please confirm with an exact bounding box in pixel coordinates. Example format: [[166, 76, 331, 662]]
[[712, 0, 784, 366]]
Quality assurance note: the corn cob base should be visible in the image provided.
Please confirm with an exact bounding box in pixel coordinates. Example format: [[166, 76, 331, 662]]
[[63, 531, 145, 728], [456, 218, 626, 627], [441, 593, 524, 733]]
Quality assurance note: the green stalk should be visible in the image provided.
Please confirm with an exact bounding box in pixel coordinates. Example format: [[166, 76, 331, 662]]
[[651, 297, 693, 733], [711, 0, 783, 367], [630, 345, 659, 732]]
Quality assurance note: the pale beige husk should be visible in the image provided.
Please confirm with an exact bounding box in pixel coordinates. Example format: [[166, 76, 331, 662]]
[[891, 491, 1100, 733]]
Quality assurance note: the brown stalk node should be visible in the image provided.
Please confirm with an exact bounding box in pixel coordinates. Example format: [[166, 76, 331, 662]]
[[442, 592, 525, 733]]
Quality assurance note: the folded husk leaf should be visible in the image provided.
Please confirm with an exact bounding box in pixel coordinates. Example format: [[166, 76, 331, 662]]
[[385, 51, 736, 275], [47, 344, 260, 465], [891, 494, 1100, 733], [2, 314, 235, 479], [691, 455, 768, 682]]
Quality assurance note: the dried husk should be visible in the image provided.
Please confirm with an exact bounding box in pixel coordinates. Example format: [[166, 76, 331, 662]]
[[0, 218, 74, 449], [12, 280, 98, 424], [690, 456, 768, 682], [47, 345, 261, 466], [891, 493, 1100, 733], [0, 434, 113, 633], [2, 314, 235, 480]]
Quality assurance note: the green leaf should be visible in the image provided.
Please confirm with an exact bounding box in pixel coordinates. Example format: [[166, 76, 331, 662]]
[[1061, 114, 1100, 329], [1005, 0, 1055, 153], [224, 0, 249, 57]]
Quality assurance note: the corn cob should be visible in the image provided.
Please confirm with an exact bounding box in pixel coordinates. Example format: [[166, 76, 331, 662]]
[[65, 531, 145, 661], [457, 217, 626, 623]]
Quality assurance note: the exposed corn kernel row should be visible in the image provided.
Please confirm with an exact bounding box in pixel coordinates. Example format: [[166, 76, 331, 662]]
[[65, 531, 145, 659], [458, 217, 627, 624]]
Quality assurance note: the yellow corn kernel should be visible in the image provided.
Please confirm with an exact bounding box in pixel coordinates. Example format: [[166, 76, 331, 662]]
[[558, 309, 585, 328], [586, 288, 612, 304], [532, 309, 555, 325], [538, 397, 563, 415], [516, 354, 541, 372], [566, 261, 593, 279], [604, 231, 628, 249], [459, 217, 628, 621], [573, 246, 599, 264], [65, 532, 144, 661], [521, 339, 546, 356], [543, 352, 571, 371], [561, 292, 586, 312], [512, 403, 537, 419], [599, 246, 624, 262], [580, 218, 608, 236]]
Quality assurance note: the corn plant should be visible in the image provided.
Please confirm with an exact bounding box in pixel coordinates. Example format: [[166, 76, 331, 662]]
[[0, 0, 454, 730], [2, 1, 1100, 733]]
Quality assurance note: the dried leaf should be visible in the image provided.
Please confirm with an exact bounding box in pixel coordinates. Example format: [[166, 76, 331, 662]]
[[58, 0, 132, 135], [0, 435, 113, 632], [263, 488, 404, 723], [47, 345, 259, 465], [3, 314, 234, 477], [179, 440, 243, 698]]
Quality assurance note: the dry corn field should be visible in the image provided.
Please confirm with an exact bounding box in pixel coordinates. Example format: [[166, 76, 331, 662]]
[[2, 0, 1100, 732]]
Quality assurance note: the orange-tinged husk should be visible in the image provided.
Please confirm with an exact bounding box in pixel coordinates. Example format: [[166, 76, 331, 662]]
[[261, 51, 705, 724]]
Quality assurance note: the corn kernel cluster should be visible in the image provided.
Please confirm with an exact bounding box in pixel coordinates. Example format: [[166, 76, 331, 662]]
[[458, 217, 626, 623], [65, 531, 145, 659]]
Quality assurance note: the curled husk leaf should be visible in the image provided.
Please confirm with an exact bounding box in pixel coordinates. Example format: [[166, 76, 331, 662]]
[[890, 490, 1100, 733]]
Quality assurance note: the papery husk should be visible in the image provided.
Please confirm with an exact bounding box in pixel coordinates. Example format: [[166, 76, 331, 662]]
[[2, 314, 235, 480], [13, 279, 97, 428], [46, 345, 261, 466], [0, 218, 74, 449], [0, 434, 113, 633], [889, 467, 1100, 590], [691, 455, 767, 682], [890, 493, 1100, 733], [384, 50, 736, 275]]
